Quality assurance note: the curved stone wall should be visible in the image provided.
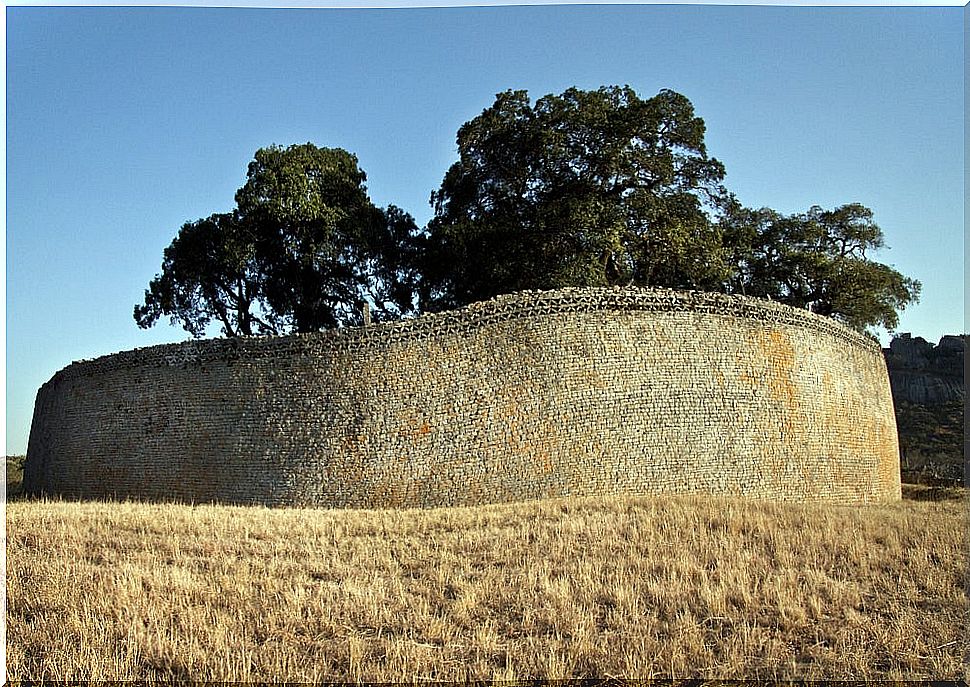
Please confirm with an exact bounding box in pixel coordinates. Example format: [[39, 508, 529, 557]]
[[24, 287, 901, 506]]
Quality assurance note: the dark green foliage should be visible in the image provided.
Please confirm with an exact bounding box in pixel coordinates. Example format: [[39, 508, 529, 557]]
[[720, 201, 921, 333], [137, 86, 920, 339], [419, 86, 729, 311], [134, 212, 275, 337], [6, 455, 26, 499], [419, 85, 917, 334], [137, 144, 421, 337], [235, 144, 421, 332]]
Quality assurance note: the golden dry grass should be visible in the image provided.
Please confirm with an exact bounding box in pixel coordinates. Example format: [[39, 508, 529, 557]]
[[6, 491, 969, 681]]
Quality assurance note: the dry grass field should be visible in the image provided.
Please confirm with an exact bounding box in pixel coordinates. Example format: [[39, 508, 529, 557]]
[[6, 484, 968, 682]]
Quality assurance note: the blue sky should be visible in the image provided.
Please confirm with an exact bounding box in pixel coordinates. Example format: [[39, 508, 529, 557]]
[[5, 4, 965, 455]]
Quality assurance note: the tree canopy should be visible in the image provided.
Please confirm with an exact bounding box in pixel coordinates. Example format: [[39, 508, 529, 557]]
[[419, 86, 730, 311], [135, 143, 421, 337], [137, 86, 920, 339], [235, 144, 420, 332], [134, 211, 274, 337], [719, 200, 921, 331]]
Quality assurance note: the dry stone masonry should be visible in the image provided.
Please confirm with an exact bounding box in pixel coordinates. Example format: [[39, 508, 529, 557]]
[[24, 287, 901, 507]]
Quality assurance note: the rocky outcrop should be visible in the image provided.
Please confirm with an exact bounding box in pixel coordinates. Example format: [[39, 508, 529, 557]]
[[883, 334, 965, 406]]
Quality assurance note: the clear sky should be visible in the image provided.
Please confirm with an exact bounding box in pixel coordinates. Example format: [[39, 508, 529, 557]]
[[5, 4, 965, 455]]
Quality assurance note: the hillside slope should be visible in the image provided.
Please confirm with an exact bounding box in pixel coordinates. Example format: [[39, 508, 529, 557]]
[[884, 334, 965, 486]]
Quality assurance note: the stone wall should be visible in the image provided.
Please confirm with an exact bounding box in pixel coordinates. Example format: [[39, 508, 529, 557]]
[[24, 287, 901, 507]]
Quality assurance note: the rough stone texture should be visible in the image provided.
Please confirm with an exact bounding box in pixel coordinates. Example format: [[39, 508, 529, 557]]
[[24, 287, 901, 507], [883, 333, 965, 406]]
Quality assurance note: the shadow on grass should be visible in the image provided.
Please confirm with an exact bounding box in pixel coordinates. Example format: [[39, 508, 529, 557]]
[[6, 479, 26, 502], [7, 451, 965, 506], [902, 483, 968, 502]]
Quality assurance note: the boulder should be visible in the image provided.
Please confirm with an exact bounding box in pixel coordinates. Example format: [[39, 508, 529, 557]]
[[884, 333, 965, 405]]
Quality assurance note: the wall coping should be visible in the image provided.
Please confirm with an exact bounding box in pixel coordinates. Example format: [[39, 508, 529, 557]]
[[49, 287, 882, 385]]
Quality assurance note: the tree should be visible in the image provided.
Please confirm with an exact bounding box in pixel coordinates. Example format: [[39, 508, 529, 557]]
[[419, 86, 730, 311], [134, 212, 280, 337], [235, 143, 420, 332], [137, 101, 920, 341], [719, 200, 921, 332], [136, 143, 421, 337]]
